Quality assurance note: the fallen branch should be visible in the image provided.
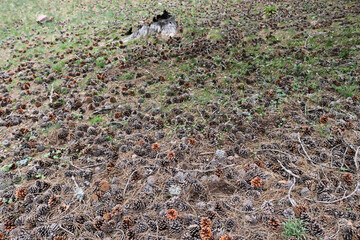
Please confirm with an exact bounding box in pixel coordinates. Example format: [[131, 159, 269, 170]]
[[305, 181, 360, 204], [174, 164, 235, 173], [255, 149, 300, 179], [197, 106, 206, 122], [49, 84, 54, 103], [199, 152, 215, 156], [59, 225, 75, 236], [288, 178, 297, 207], [123, 166, 148, 196], [304, 31, 329, 49], [298, 134, 316, 165], [354, 146, 360, 171]]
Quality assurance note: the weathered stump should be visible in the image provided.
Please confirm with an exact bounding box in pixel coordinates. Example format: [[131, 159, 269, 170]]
[[123, 10, 178, 43]]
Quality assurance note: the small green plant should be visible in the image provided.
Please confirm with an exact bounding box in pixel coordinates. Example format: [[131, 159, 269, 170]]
[[36, 173, 46, 179], [89, 116, 103, 125], [281, 218, 306, 240], [52, 61, 65, 72], [95, 57, 105, 68], [123, 73, 134, 80], [265, 5, 276, 16], [213, 55, 222, 64], [332, 83, 358, 98], [0, 163, 14, 172]]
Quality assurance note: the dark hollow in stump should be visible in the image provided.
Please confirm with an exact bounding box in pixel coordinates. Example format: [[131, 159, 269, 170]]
[[123, 10, 178, 43]]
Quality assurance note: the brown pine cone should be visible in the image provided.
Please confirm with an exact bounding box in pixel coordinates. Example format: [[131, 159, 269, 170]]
[[201, 217, 212, 229], [93, 218, 104, 230], [251, 177, 263, 189], [15, 187, 28, 200], [268, 216, 281, 230], [342, 173, 353, 185], [4, 218, 15, 231], [122, 216, 134, 229], [200, 227, 212, 240], [293, 205, 309, 218], [48, 195, 59, 207]]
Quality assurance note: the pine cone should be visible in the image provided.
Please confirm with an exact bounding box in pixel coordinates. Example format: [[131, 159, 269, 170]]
[[112, 204, 122, 215], [214, 168, 224, 178], [36, 226, 50, 237], [309, 221, 324, 237], [219, 235, 233, 240], [166, 209, 178, 221], [342, 173, 354, 186], [188, 224, 201, 238], [293, 205, 308, 218], [94, 218, 104, 230], [250, 177, 263, 189], [201, 217, 212, 229], [127, 229, 136, 240], [268, 216, 280, 230], [158, 218, 168, 231], [15, 187, 28, 200], [122, 216, 134, 229], [48, 195, 59, 207], [54, 236, 67, 240], [169, 220, 183, 234], [342, 227, 353, 240], [36, 204, 50, 216], [4, 218, 15, 231], [100, 220, 115, 233], [103, 213, 113, 221], [200, 227, 212, 240]]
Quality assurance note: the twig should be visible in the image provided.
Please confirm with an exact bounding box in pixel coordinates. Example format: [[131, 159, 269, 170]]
[[49, 84, 54, 103], [123, 166, 148, 196], [199, 152, 215, 156], [71, 176, 79, 188], [246, 1, 254, 18], [298, 134, 316, 165], [114, 229, 125, 240], [354, 146, 360, 171], [288, 178, 297, 207], [197, 105, 206, 122], [69, 161, 83, 170], [306, 181, 360, 204], [255, 149, 300, 179], [174, 164, 235, 173], [59, 225, 75, 236], [325, 222, 342, 240], [304, 31, 329, 49]]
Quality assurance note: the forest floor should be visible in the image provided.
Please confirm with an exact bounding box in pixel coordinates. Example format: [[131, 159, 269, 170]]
[[0, 0, 360, 239]]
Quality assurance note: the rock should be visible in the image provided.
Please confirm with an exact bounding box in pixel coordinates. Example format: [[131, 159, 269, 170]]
[[2, 140, 10, 147], [300, 187, 310, 197], [36, 144, 45, 152], [111, 177, 119, 184], [215, 149, 226, 158], [36, 15, 54, 24], [147, 176, 156, 186]]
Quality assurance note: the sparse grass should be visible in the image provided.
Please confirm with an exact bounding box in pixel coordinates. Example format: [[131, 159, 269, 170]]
[[333, 83, 359, 98], [1, 0, 360, 239]]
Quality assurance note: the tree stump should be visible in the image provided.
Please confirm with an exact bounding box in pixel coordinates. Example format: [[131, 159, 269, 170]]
[[123, 10, 178, 43]]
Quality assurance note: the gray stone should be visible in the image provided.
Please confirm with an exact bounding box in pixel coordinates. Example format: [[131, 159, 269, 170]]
[[300, 187, 310, 197], [2, 140, 10, 147]]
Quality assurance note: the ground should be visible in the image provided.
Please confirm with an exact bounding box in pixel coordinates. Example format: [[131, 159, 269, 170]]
[[0, 0, 360, 239]]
